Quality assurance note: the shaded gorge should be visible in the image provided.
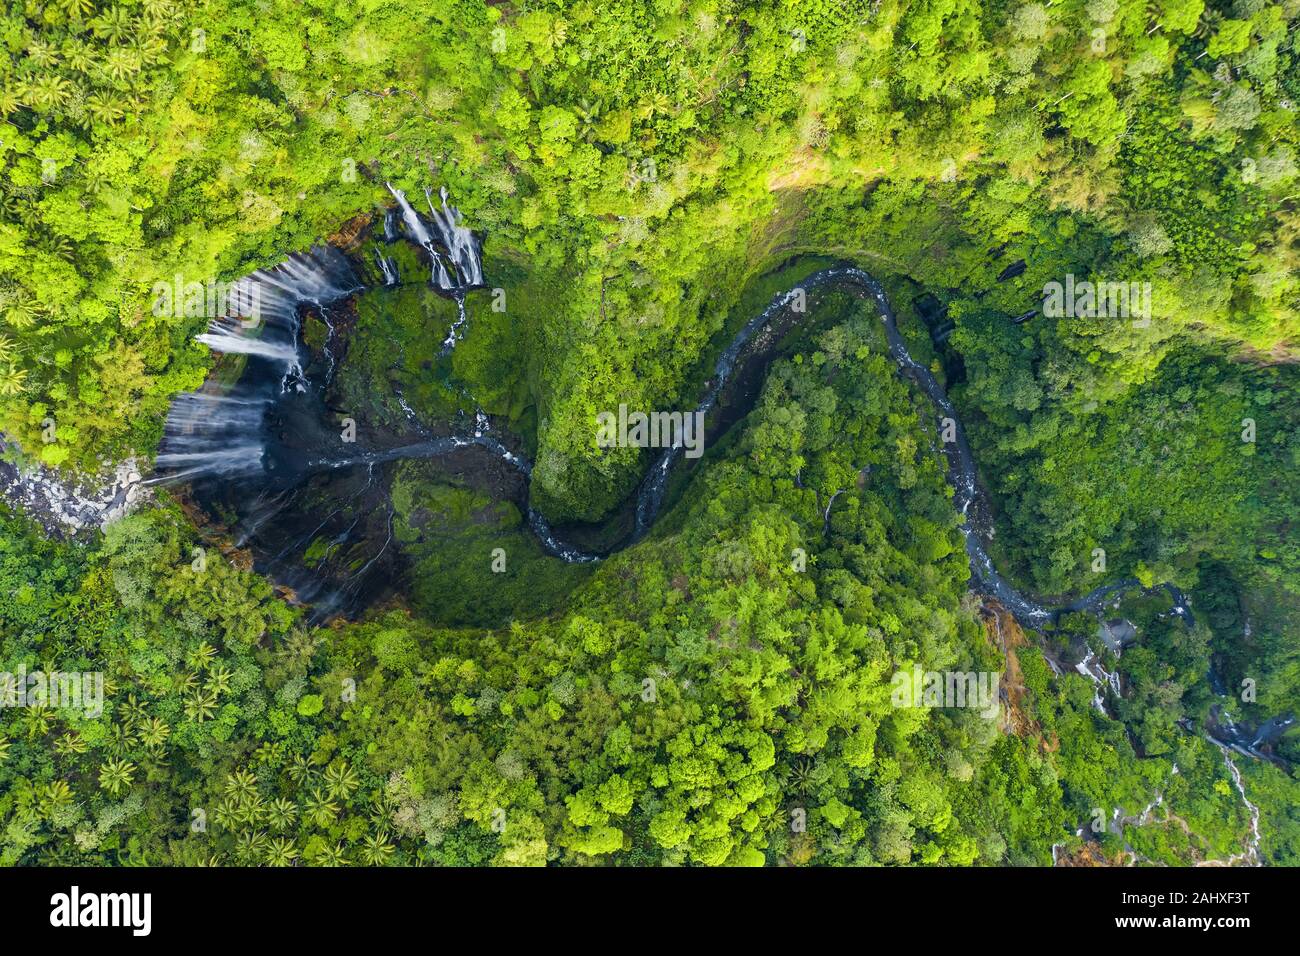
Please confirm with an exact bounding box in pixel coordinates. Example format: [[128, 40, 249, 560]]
[[147, 227, 1211, 632], [147, 201, 1289, 762]]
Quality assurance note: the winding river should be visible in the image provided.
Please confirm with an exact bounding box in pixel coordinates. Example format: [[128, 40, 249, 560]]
[[152, 252, 1185, 620], [128, 196, 1282, 763]]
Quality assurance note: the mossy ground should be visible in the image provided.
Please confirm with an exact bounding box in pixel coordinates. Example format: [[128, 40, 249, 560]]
[[391, 459, 592, 627]]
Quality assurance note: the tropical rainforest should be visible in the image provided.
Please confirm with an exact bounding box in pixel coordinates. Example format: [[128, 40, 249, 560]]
[[0, 0, 1297, 868]]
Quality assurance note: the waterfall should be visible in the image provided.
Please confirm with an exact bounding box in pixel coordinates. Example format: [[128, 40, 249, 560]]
[[425, 186, 484, 288], [382, 182, 486, 360], [1073, 649, 1122, 716], [1213, 742, 1262, 866], [253, 246, 362, 305], [152, 189, 489, 500], [431, 252, 453, 290], [387, 183, 436, 252], [373, 248, 399, 287], [385, 182, 485, 293], [191, 247, 362, 378], [195, 324, 300, 364], [150, 394, 270, 484], [440, 297, 471, 355], [154, 248, 363, 487]]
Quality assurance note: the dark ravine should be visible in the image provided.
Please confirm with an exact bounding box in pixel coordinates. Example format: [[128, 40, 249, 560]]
[[149, 248, 1180, 629], [138, 207, 1287, 758]]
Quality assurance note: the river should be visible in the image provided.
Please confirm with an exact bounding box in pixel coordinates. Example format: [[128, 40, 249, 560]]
[[2, 195, 1288, 764]]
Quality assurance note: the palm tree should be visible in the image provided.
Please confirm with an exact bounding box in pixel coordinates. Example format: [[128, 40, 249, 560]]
[[324, 761, 359, 801], [183, 687, 217, 722], [253, 741, 283, 765], [40, 780, 74, 817], [138, 716, 170, 750], [213, 797, 241, 831], [367, 789, 396, 829], [3, 301, 38, 329], [90, 7, 135, 44], [265, 798, 297, 832], [143, 0, 184, 29], [222, 769, 258, 803], [35, 234, 74, 262], [99, 758, 135, 796], [302, 788, 338, 828], [25, 41, 59, 70], [102, 47, 142, 84], [638, 91, 672, 121], [22, 705, 52, 739], [233, 794, 266, 828], [786, 758, 817, 796], [104, 721, 137, 757], [0, 87, 22, 116], [60, 0, 96, 18], [54, 732, 87, 757], [133, 32, 168, 66], [86, 92, 126, 126], [205, 662, 233, 696], [0, 364, 28, 398], [358, 831, 395, 866], [316, 842, 350, 867], [1193, 8, 1223, 40], [235, 830, 269, 864], [62, 40, 95, 73], [264, 837, 298, 867], [287, 753, 316, 785], [120, 694, 149, 728], [0, 734, 9, 763], [186, 642, 217, 671], [0, 195, 31, 228], [22, 76, 72, 110], [576, 98, 604, 141]]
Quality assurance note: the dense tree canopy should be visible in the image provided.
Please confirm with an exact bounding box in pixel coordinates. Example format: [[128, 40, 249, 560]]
[[0, 0, 1295, 866]]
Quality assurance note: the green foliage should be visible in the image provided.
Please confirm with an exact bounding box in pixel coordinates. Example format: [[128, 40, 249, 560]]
[[0, 0, 1294, 869]]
